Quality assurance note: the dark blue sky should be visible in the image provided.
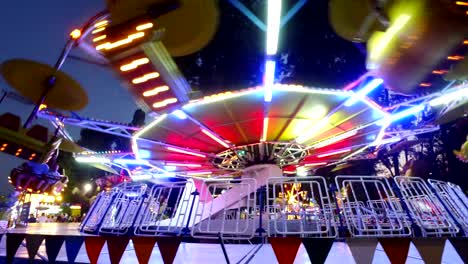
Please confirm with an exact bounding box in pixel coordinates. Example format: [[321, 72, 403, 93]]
[[0, 0, 139, 194]]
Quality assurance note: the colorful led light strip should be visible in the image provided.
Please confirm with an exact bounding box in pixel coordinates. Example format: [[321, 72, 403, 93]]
[[92, 35, 107, 42], [316, 148, 352, 158], [312, 130, 358, 149], [266, 0, 282, 55], [136, 22, 153, 31], [172, 109, 187, 119], [166, 147, 206, 158], [132, 72, 160, 84], [113, 159, 150, 165], [166, 163, 202, 168], [429, 87, 468, 106], [378, 105, 425, 126], [302, 162, 327, 166], [120, 58, 150, 71], [96, 32, 145, 51], [132, 114, 167, 159], [94, 20, 108, 28], [261, 117, 269, 142], [143, 85, 169, 97], [264, 60, 276, 102], [342, 146, 368, 161], [344, 78, 383, 107], [75, 156, 111, 163], [187, 171, 212, 176], [369, 14, 411, 64], [201, 129, 230, 148], [153, 98, 178, 108], [369, 137, 401, 147]]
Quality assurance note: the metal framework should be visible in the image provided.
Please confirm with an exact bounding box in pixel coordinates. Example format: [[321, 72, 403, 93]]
[[214, 142, 308, 171]]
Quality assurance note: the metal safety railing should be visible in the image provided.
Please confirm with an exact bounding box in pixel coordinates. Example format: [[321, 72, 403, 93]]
[[335, 175, 411, 237], [99, 183, 148, 235], [191, 178, 257, 239], [395, 176, 459, 236], [135, 181, 195, 236], [80, 188, 120, 233], [266, 176, 337, 237], [428, 179, 468, 235], [82, 175, 467, 239]]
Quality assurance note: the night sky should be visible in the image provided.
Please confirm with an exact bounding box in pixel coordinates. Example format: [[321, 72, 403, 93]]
[[0, 0, 366, 194]]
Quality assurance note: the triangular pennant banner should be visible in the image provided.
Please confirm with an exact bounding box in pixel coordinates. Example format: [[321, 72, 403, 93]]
[[346, 238, 378, 264], [378, 237, 411, 264], [157, 236, 182, 264], [449, 237, 468, 263], [302, 238, 334, 264], [6, 233, 26, 264], [269, 237, 302, 264], [412, 237, 446, 264], [133, 237, 157, 264], [45, 235, 65, 263], [85, 236, 107, 264], [107, 236, 130, 264], [65, 236, 84, 264], [25, 234, 45, 261]]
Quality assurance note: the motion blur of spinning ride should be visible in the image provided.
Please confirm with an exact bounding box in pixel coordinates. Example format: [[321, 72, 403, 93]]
[[1, 0, 467, 223]]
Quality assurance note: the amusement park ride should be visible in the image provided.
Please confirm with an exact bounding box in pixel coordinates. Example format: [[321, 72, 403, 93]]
[[0, 0, 468, 262]]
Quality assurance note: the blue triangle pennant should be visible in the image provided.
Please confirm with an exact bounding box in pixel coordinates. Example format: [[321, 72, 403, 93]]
[[65, 236, 84, 264]]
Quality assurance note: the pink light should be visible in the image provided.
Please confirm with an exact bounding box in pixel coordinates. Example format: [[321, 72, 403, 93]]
[[201, 129, 230, 148], [187, 171, 212, 176], [303, 162, 327, 166], [317, 148, 352, 158], [166, 147, 206, 158], [313, 130, 358, 149], [166, 163, 202, 168]]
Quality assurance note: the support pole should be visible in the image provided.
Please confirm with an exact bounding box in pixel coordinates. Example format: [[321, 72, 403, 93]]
[[255, 186, 266, 237], [218, 233, 230, 264], [181, 190, 199, 235]]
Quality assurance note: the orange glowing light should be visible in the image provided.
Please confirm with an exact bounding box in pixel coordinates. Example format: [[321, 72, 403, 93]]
[[39, 104, 47, 110], [120, 58, 150, 71], [0, 148, 5, 152], [153, 98, 178, 108], [143, 86, 169, 97], [94, 20, 108, 28], [456, 1, 468, 6], [447, 55, 464, 61], [464, 40, 468, 44], [96, 32, 145, 51], [27, 188, 33, 192], [2, 143, 7, 147], [136, 22, 153, 31], [92, 27, 106, 34], [132, 72, 160, 84], [419, 83, 431, 87], [92, 35, 107, 42], [70, 29, 81, 40], [432, 70, 448, 75], [31, 153, 36, 157]]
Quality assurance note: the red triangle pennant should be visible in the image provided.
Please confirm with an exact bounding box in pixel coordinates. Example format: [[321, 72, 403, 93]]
[[157, 236, 182, 264], [85, 236, 107, 264], [133, 237, 157, 264], [412, 237, 446, 264], [269, 237, 302, 264], [449, 237, 468, 263], [346, 238, 378, 264], [107, 236, 130, 264], [378, 238, 411, 264]]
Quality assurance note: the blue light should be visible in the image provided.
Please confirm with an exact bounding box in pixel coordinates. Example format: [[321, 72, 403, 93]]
[[344, 78, 384, 107], [172, 109, 187, 119], [164, 165, 176, 171], [138, 149, 151, 159], [264, 60, 276, 102], [377, 105, 425, 126]]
